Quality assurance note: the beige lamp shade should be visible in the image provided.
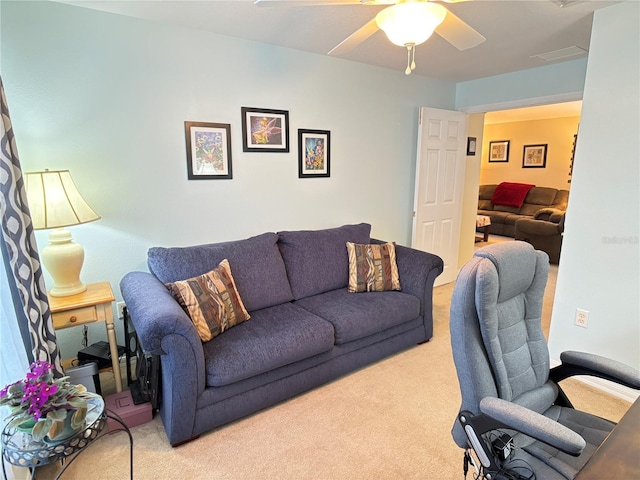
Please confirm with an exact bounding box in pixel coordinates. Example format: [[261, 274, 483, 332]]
[[25, 170, 100, 296]]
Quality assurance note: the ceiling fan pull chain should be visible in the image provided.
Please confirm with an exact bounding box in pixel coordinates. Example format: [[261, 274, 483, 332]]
[[405, 45, 413, 75], [410, 45, 416, 71]]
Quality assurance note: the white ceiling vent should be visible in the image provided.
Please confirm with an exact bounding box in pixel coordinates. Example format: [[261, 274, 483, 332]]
[[531, 46, 588, 62]]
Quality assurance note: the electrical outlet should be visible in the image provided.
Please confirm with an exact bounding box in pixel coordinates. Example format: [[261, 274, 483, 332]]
[[117, 302, 126, 319], [575, 308, 589, 328]]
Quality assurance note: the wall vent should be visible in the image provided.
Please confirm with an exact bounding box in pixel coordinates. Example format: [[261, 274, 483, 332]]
[[531, 46, 588, 62]]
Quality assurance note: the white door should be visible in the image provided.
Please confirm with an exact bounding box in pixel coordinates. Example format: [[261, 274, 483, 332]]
[[412, 107, 467, 286]]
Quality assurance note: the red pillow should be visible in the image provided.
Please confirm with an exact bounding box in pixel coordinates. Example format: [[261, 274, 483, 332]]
[[491, 182, 535, 208]]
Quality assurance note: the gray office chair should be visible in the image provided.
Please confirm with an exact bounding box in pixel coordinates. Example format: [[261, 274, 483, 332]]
[[450, 242, 640, 480]]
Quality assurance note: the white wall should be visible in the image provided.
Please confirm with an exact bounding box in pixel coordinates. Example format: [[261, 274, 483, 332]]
[[1, 0, 455, 357], [458, 113, 484, 267], [548, 0, 640, 384], [4, 0, 628, 373]]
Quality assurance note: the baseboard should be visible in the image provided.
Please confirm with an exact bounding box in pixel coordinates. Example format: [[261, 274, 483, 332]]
[[572, 376, 639, 403], [551, 359, 639, 403]]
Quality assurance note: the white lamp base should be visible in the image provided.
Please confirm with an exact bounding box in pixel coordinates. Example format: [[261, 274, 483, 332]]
[[42, 228, 87, 297]]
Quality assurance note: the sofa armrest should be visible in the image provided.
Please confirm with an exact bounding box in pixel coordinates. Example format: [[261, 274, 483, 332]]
[[372, 240, 443, 339], [394, 243, 443, 300], [120, 271, 207, 395], [534, 207, 564, 222], [515, 217, 562, 237]]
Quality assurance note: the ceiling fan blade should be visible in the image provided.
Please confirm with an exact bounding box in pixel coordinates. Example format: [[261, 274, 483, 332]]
[[328, 18, 379, 56], [255, 0, 361, 6], [435, 9, 486, 51], [254, 0, 394, 6]]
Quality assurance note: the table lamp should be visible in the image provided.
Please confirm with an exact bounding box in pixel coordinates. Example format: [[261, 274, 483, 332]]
[[25, 169, 100, 297]]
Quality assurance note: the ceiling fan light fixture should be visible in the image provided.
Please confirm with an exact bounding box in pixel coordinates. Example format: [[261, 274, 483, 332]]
[[375, 2, 447, 48]]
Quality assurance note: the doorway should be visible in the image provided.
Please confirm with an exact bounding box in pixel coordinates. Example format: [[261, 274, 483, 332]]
[[480, 101, 581, 190]]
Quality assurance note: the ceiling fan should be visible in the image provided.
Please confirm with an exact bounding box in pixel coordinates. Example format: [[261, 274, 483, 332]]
[[255, 0, 486, 75]]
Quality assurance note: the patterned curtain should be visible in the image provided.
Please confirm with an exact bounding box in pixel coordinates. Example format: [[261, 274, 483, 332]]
[[0, 76, 62, 374]]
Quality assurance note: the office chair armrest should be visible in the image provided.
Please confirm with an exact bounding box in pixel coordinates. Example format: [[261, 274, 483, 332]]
[[550, 351, 640, 389], [480, 397, 586, 456]]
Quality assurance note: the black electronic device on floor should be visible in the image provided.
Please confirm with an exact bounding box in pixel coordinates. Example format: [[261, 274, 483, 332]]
[[122, 306, 161, 409], [77, 341, 125, 370]]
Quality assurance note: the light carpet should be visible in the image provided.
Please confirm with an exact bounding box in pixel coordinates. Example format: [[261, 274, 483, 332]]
[[25, 244, 630, 479]]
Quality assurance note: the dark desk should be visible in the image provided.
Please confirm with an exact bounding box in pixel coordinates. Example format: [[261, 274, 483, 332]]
[[575, 397, 640, 479]]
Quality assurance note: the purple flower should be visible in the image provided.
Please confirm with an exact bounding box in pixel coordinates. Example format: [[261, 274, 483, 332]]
[[1, 360, 84, 424]]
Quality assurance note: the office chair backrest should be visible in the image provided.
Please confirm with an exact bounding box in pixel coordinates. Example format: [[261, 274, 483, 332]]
[[450, 242, 554, 448]]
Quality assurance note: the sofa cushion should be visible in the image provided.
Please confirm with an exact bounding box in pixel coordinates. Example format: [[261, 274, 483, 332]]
[[479, 184, 497, 201], [167, 259, 250, 342], [493, 204, 521, 214], [484, 211, 514, 224], [295, 288, 420, 345], [278, 223, 371, 300], [148, 232, 294, 312], [202, 303, 335, 387], [346, 242, 401, 293], [524, 187, 559, 206], [478, 199, 493, 211]]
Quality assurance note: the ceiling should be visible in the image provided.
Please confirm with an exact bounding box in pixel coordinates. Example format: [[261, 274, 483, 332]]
[[55, 0, 619, 82]]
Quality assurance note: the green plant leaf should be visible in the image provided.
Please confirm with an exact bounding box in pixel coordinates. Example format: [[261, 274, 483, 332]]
[[70, 407, 86, 430], [47, 409, 68, 421], [31, 420, 49, 442], [47, 419, 64, 439], [6, 415, 30, 429], [67, 398, 88, 409]]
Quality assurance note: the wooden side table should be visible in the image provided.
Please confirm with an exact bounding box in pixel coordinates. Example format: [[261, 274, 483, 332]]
[[475, 215, 492, 243], [48, 282, 123, 393]]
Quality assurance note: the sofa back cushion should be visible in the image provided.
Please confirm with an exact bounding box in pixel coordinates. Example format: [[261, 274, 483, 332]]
[[148, 232, 294, 312], [520, 187, 566, 217], [278, 223, 372, 300], [524, 187, 559, 206], [551, 190, 569, 210], [478, 185, 497, 211]]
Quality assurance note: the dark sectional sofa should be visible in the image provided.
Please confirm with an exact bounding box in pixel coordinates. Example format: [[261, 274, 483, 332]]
[[477, 184, 569, 238], [120, 223, 443, 446]]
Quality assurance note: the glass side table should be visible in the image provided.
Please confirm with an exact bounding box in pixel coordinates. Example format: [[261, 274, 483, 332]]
[[1, 395, 133, 479]]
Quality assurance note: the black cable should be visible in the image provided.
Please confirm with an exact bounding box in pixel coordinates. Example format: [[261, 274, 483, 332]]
[[464, 450, 470, 479]]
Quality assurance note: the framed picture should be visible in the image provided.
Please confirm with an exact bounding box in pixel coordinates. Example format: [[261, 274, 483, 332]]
[[298, 129, 330, 178], [184, 121, 232, 180], [466, 137, 477, 156], [241, 107, 289, 152], [488, 140, 510, 162], [522, 144, 548, 168]]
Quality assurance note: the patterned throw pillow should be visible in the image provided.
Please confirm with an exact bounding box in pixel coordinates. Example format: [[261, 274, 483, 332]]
[[167, 259, 250, 342], [346, 242, 401, 293]]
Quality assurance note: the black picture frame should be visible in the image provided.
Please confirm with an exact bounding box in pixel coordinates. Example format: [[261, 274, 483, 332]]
[[488, 140, 510, 162], [522, 144, 548, 168], [184, 121, 232, 180], [466, 137, 477, 156], [298, 129, 330, 178], [241, 107, 290, 153]]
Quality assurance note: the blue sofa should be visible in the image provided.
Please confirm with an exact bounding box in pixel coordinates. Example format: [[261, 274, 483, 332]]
[[120, 223, 443, 446]]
